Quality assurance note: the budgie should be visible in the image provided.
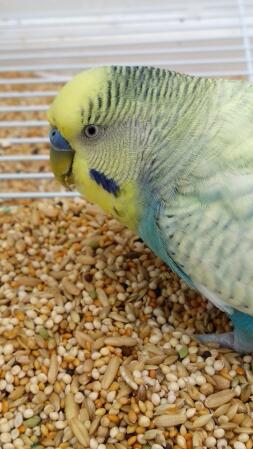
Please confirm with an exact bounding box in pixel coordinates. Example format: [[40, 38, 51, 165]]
[[48, 66, 253, 353]]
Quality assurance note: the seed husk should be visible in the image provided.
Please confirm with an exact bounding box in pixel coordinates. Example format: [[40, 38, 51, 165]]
[[84, 397, 96, 418], [8, 386, 25, 401], [50, 392, 61, 411], [65, 392, 80, 422], [47, 353, 58, 384], [213, 374, 231, 390], [75, 330, 94, 347], [136, 384, 147, 401], [191, 413, 213, 429], [226, 403, 238, 420], [220, 422, 238, 430], [9, 396, 28, 409], [50, 270, 67, 279], [240, 384, 252, 402], [77, 255, 96, 265], [104, 336, 137, 347], [96, 287, 109, 306], [79, 406, 90, 423], [89, 416, 101, 435], [110, 311, 129, 323], [15, 276, 40, 287], [92, 336, 106, 350], [143, 429, 159, 440], [187, 386, 201, 401], [69, 417, 90, 446], [120, 365, 138, 390], [205, 389, 235, 408], [234, 427, 253, 434], [62, 277, 80, 296], [154, 413, 186, 427], [213, 403, 230, 417], [101, 356, 121, 390]]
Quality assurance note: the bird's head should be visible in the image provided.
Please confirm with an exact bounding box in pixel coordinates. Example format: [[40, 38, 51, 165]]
[[48, 66, 165, 230]]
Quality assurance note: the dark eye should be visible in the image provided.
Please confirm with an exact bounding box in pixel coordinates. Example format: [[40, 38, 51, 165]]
[[84, 124, 99, 139]]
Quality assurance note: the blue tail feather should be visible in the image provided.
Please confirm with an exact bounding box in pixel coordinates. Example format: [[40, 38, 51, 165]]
[[230, 310, 253, 353]]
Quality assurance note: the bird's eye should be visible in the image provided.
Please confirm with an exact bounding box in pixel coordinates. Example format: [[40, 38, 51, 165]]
[[84, 124, 99, 139]]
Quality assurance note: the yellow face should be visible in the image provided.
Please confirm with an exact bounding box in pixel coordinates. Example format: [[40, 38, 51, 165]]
[[48, 67, 143, 231]]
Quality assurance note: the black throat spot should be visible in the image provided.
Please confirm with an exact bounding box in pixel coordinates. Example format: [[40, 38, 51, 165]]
[[89, 168, 120, 196]]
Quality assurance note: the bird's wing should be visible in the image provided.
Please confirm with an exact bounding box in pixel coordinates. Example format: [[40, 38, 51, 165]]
[[156, 170, 253, 315]]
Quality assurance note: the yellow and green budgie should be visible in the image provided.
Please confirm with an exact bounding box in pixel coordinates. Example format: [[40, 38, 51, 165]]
[[48, 65, 253, 353]]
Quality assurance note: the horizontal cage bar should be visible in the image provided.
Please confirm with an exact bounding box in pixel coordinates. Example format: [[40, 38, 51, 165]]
[[0, 155, 49, 161], [0, 191, 80, 199], [0, 173, 53, 180]]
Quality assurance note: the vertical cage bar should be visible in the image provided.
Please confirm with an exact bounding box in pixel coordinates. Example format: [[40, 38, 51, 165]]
[[237, 0, 253, 80]]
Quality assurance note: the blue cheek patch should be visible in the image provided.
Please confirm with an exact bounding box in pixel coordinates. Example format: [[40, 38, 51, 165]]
[[89, 169, 120, 196]]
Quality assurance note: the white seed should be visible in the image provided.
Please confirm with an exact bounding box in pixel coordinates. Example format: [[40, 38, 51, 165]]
[[214, 360, 224, 371], [11, 429, 19, 440], [3, 343, 14, 355], [74, 392, 85, 403], [0, 433, 11, 444], [30, 384, 39, 394], [62, 373, 72, 384], [0, 380, 7, 390], [0, 422, 10, 433], [167, 391, 176, 403], [217, 439, 228, 449], [55, 420, 67, 429], [182, 334, 191, 344], [178, 378, 186, 388], [3, 444, 15, 449], [234, 385, 241, 396], [166, 373, 178, 382], [90, 437, 98, 449], [177, 435, 186, 448], [110, 426, 119, 438], [234, 443, 246, 449], [5, 372, 14, 383], [214, 428, 225, 438], [151, 393, 160, 406], [23, 409, 33, 419], [49, 411, 59, 420], [205, 436, 216, 447], [195, 375, 206, 385], [13, 439, 24, 448], [238, 434, 249, 443], [14, 413, 23, 428], [89, 391, 98, 401], [205, 366, 215, 376], [139, 416, 150, 427], [186, 408, 196, 419], [168, 381, 179, 391], [107, 391, 116, 402]]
